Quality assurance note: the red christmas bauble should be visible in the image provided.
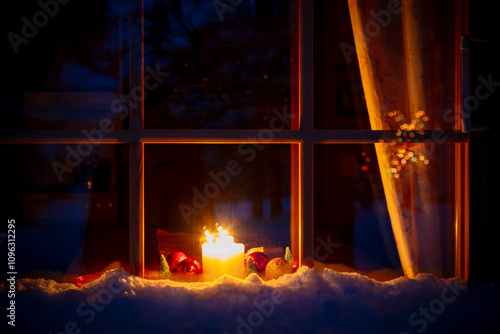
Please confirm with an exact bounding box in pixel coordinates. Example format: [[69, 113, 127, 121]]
[[291, 259, 315, 273], [177, 258, 202, 275], [166, 251, 188, 273], [245, 252, 270, 273]]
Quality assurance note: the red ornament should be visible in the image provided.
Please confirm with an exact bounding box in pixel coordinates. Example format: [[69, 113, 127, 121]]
[[245, 252, 270, 273], [291, 259, 315, 273], [166, 251, 188, 273], [75, 274, 101, 287], [177, 258, 202, 275]]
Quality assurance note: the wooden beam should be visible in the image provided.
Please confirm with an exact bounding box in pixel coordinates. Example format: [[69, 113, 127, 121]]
[[0, 129, 469, 144]]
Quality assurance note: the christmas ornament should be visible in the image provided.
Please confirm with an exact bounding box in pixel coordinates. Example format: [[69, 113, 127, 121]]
[[177, 258, 202, 275], [245, 247, 264, 256], [166, 251, 188, 273], [245, 251, 270, 273], [75, 262, 122, 287], [291, 259, 315, 274], [159, 254, 171, 279], [75, 274, 100, 287], [265, 258, 292, 280]]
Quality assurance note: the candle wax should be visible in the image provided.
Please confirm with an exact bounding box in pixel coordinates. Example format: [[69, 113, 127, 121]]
[[202, 235, 245, 281]]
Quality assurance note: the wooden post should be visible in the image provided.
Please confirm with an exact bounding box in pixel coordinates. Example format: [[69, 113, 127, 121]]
[[290, 144, 301, 263], [130, 143, 145, 277], [290, 0, 300, 262], [299, 0, 314, 264], [455, 0, 469, 282], [129, 0, 145, 278]]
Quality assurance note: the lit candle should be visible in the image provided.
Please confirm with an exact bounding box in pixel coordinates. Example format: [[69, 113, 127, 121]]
[[202, 227, 245, 281]]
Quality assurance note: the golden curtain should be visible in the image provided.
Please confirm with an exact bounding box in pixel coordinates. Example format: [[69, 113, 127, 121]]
[[348, 0, 456, 277]]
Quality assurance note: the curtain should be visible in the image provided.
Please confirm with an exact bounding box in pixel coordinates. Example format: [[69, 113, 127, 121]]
[[347, 0, 456, 277]]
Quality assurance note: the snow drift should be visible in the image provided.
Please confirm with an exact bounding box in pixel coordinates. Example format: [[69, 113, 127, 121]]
[[3, 268, 500, 334]]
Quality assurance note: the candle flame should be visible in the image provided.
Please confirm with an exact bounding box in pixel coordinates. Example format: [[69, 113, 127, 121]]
[[205, 230, 215, 243], [204, 226, 231, 243]]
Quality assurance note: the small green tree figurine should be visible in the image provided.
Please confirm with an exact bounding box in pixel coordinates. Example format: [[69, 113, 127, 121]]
[[285, 246, 293, 263], [159, 254, 171, 279], [246, 257, 258, 276]]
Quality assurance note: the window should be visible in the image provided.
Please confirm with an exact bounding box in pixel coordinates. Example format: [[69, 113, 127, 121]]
[[0, 0, 468, 281]]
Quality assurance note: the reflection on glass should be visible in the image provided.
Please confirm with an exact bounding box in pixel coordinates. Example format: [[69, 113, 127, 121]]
[[1, 0, 128, 130], [145, 144, 291, 278], [144, 0, 291, 129], [0, 144, 129, 282]]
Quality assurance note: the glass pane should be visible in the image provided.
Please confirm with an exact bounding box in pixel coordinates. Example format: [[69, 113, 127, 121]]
[[314, 144, 404, 280], [0, 144, 129, 282], [0, 0, 128, 130], [313, 0, 370, 130], [314, 144, 401, 279], [313, 0, 456, 131], [314, 143, 457, 280], [145, 144, 291, 280], [144, 0, 292, 129], [374, 141, 457, 278]]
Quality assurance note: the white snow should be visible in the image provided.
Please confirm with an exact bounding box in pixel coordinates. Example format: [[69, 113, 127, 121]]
[[3, 268, 500, 334]]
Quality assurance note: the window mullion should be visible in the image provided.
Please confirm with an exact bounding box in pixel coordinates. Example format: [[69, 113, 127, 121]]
[[129, 0, 145, 278], [298, 0, 314, 265], [0, 129, 469, 144]]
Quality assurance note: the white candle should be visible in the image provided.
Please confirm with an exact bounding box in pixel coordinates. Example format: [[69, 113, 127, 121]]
[[202, 227, 245, 281]]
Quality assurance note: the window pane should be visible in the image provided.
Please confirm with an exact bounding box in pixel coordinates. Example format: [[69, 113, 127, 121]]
[[313, 0, 370, 130], [314, 144, 401, 279], [374, 142, 457, 278], [0, 144, 129, 282], [145, 144, 291, 280], [144, 0, 292, 129], [314, 143, 457, 279], [314, 0, 457, 131], [1, 0, 128, 130]]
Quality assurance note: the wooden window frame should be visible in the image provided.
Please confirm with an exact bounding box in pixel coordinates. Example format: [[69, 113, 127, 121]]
[[0, 0, 469, 279]]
